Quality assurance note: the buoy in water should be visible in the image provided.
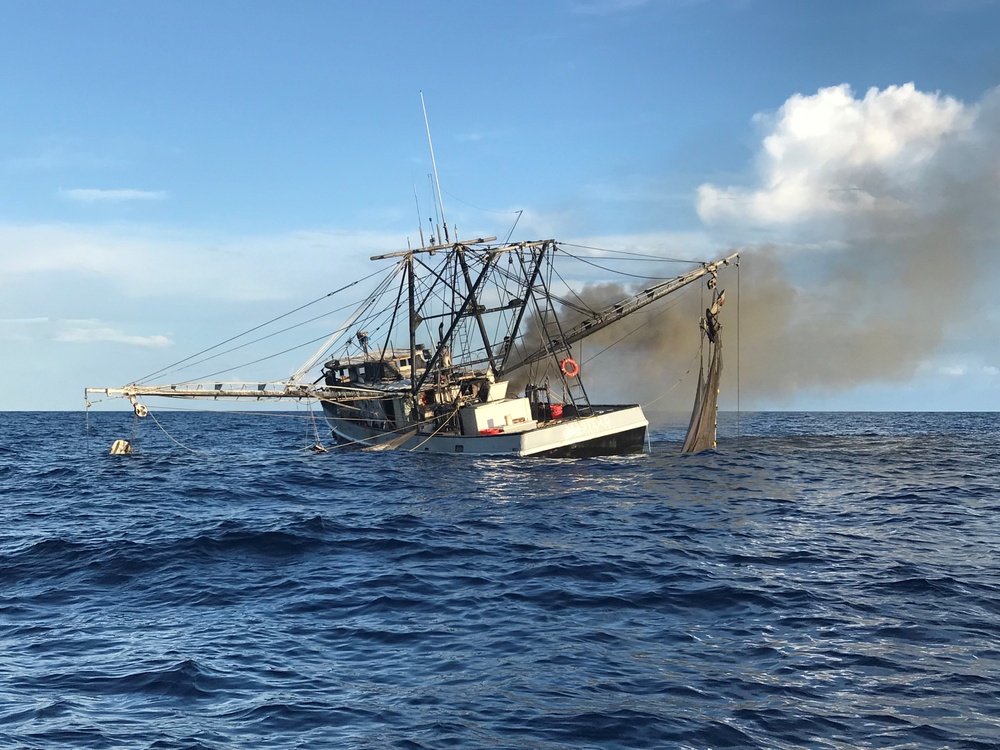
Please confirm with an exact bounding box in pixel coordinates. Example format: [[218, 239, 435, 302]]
[[110, 439, 133, 455]]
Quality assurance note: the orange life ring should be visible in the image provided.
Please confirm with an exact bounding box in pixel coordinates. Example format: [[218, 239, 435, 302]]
[[560, 358, 580, 378]]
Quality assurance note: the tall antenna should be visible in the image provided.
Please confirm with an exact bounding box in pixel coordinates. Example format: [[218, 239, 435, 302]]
[[420, 90, 449, 244]]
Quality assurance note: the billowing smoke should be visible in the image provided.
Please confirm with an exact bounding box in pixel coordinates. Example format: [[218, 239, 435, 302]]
[[516, 277, 712, 410], [706, 83, 1000, 403], [563, 83, 1000, 409]]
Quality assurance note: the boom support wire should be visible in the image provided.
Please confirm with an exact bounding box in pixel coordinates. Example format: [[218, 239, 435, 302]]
[[137, 271, 384, 385]]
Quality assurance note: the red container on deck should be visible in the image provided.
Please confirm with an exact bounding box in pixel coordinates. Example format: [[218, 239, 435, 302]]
[[550, 404, 563, 419]]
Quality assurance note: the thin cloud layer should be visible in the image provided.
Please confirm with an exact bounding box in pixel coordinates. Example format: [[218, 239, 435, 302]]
[[54, 320, 172, 347], [0, 223, 393, 302], [0, 317, 171, 347], [569, 0, 650, 15], [60, 188, 169, 203]]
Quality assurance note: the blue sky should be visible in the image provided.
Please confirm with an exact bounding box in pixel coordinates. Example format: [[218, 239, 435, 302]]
[[2, 0, 999, 411]]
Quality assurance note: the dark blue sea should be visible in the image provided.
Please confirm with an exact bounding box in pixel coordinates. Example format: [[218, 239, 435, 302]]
[[2, 410, 999, 749]]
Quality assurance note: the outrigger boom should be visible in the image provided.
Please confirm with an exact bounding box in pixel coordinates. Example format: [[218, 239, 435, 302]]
[[86, 382, 386, 403], [506, 249, 738, 371]]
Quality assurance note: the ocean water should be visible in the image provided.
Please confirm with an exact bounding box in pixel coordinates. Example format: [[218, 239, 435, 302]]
[[1, 410, 999, 749]]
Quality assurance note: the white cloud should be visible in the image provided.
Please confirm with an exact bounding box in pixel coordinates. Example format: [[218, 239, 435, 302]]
[[932, 362, 1000, 379], [0, 317, 171, 347], [53, 320, 172, 347], [697, 83, 974, 226], [60, 188, 168, 203]]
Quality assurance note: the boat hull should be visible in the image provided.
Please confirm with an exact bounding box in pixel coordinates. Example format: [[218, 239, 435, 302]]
[[320, 402, 648, 457]]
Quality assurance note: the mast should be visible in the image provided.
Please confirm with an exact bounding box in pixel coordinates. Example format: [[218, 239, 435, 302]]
[[420, 91, 449, 244], [456, 245, 500, 378], [407, 253, 418, 399], [412, 245, 499, 393], [499, 241, 550, 372]]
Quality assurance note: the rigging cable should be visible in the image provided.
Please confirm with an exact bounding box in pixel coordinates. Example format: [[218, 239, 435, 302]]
[[181, 269, 402, 384], [306, 400, 327, 452], [438, 188, 524, 217], [152, 295, 371, 383], [145, 409, 203, 454], [577, 284, 696, 366], [408, 401, 465, 452], [184, 325, 382, 384], [557, 242, 702, 264], [502, 210, 522, 245], [642, 346, 703, 410], [138, 403, 335, 419], [138, 269, 388, 384], [561, 251, 704, 281], [128, 412, 141, 454]]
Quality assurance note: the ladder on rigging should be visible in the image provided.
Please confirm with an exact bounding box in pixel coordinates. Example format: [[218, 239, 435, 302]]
[[526, 269, 594, 417]]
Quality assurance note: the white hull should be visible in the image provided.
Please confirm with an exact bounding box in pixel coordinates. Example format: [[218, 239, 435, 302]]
[[321, 402, 648, 457]]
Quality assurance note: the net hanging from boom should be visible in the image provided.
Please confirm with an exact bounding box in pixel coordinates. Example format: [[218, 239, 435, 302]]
[[682, 288, 725, 454]]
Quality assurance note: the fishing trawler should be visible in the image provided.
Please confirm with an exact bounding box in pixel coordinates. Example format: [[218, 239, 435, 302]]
[[86, 237, 735, 457], [86, 98, 736, 456], [316, 236, 737, 456]]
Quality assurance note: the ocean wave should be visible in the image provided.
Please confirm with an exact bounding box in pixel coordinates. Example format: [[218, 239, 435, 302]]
[[2, 411, 1000, 748]]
